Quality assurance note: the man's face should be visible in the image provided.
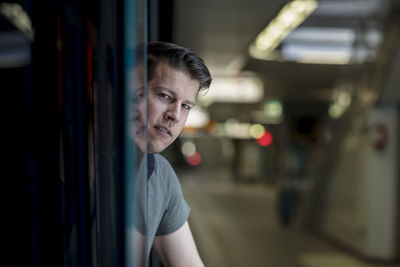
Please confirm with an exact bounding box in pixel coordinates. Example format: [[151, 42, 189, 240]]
[[134, 62, 199, 153]]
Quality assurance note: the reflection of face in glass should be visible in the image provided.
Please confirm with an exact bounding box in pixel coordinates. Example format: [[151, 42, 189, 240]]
[[128, 64, 144, 147], [134, 62, 199, 153]]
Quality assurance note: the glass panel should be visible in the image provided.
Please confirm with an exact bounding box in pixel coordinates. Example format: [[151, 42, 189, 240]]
[[124, 0, 148, 266], [93, 0, 147, 266], [2, 0, 148, 266]]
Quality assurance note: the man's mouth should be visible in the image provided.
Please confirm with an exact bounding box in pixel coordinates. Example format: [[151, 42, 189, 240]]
[[155, 126, 171, 136]]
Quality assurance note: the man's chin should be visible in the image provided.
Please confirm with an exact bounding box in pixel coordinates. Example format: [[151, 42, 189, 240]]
[[147, 140, 171, 154], [133, 141, 166, 154], [146, 145, 165, 154], [134, 141, 146, 153]]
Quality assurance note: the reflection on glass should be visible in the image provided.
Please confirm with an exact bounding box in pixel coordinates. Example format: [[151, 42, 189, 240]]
[[124, 0, 147, 266]]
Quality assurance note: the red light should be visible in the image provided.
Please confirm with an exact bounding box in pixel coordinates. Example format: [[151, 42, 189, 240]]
[[257, 131, 273, 146], [187, 152, 202, 166]]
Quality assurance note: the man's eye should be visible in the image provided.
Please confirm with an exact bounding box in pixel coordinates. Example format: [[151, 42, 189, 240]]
[[159, 93, 171, 100], [135, 93, 144, 102], [182, 104, 192, 110], [131, 93, 142, 103]]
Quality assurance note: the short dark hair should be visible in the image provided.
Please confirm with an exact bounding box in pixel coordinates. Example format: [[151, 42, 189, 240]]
[[147, 41, 212, 92]]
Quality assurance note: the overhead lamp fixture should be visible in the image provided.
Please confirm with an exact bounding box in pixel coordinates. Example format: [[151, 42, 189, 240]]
[[282, 44, 353, 65], [281, 27, 382, 64], [249, 0, 317, 59], [0, 3, 35, 40]]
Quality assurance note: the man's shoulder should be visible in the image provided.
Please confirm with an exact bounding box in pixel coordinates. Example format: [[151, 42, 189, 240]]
[[152, 153, 173, 168], [150, 153, 176, 177], [151, 153, 166, 162], [148, 154, 181, 196]]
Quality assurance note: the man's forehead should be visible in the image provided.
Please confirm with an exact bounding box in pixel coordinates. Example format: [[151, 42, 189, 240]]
[[153, 62, 194, 80], [131, 62, 199, 96]]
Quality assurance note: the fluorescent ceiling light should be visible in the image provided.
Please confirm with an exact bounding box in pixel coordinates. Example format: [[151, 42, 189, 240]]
[[314, 0, 386, 17], [285, 27, 356, 45], [0, 31, 31, 68], [282, 27, 382, 64], [0, 48, 30, 68], [0, 3, 35, 40], [285, 27, 382, 48], [282, 44, 353, 64], [249, 0, 317, 59]]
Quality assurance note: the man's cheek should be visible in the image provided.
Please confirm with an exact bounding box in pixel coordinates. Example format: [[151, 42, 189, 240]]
[[136, 102, 146, 120]]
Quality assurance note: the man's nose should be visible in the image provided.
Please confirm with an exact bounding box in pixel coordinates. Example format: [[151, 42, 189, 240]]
[[165, 103, 181, 121]]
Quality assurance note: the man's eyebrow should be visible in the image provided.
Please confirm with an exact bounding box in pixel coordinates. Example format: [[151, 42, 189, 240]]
[[155, 86, 196, 106]]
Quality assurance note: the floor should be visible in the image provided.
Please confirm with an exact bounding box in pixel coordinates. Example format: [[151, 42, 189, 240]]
[[179, 167, 399, 267]]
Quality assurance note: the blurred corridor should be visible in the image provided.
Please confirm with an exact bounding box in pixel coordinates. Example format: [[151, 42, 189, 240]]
[[179, 167, 398, 267]]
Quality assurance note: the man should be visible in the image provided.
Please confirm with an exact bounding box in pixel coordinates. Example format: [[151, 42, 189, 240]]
[[133, 41, 212, 266]]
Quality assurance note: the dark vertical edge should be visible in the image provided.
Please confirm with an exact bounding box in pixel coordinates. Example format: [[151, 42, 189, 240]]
[[148, 0, 158, 42], [29, 0, 63, 265], [114, 0, 126, 265], [25, 0, 38, 264]]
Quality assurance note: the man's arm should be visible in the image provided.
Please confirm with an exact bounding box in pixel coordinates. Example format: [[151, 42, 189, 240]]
[[153, 221, 205, 267]]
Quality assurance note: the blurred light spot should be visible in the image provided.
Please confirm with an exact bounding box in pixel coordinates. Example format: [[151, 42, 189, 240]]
[[224, 119, 251, 139], [224, 118, 239, 134], [329, 90, 352, 119], [187, 152, 202, 166], [257, 131, 273, 147], [264, 99, 283, 119], [329, 104, 344, 119], [249, 124, 265, 139], [337, 91, 351, 107], [181, 141, 196, 157]]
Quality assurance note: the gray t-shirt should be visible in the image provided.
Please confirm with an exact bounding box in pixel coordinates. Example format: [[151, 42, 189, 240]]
[[146, 154, 190, 253], [131, 153, 190, 262]]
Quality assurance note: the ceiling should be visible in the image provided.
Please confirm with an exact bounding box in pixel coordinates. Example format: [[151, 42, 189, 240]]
[[1, 0, 399, 119], [172, 0, 399, 111], [173, 0, 286, 76]]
